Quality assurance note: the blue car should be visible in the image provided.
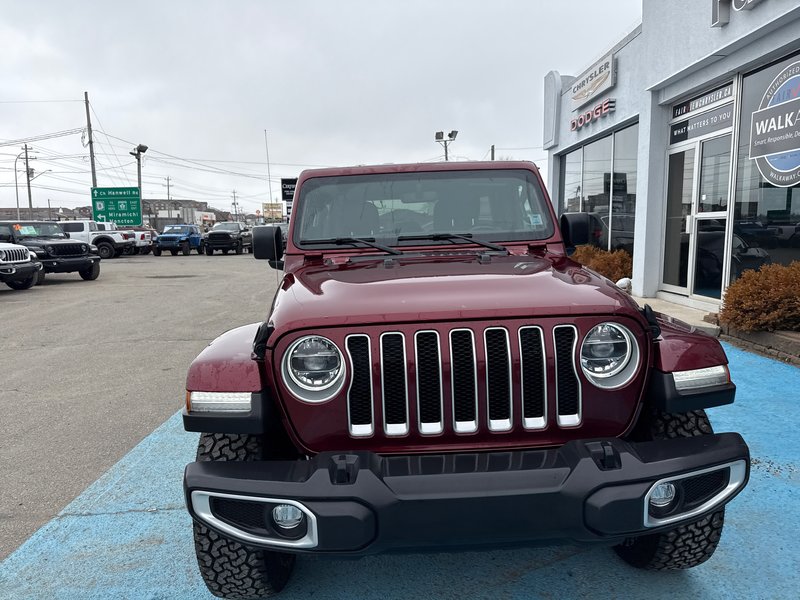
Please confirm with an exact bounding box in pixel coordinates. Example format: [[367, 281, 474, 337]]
[[153, 224, 203, 256]]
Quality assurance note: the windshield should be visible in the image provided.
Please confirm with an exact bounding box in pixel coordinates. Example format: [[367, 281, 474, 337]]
[[163, 226, 190, 234], [294, 169, 554, 249], [10, 222, 67, 238], [213, 223, 240, 231]]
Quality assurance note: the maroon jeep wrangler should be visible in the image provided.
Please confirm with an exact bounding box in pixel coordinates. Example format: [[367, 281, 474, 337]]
[[182, 161, 749, 598]]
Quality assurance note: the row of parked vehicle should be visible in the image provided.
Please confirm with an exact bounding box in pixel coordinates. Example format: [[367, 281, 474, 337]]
[[0, 219, 258, 292], [0, 220, 102, 290], [152, 222, 253, 256]]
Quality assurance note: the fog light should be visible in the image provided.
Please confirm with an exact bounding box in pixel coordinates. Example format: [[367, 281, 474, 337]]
[[649, 482, 676, 508], [272, 504, 304, 529]]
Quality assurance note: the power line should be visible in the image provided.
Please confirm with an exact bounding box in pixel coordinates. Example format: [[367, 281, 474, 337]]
[[0, 128, 84, 148]]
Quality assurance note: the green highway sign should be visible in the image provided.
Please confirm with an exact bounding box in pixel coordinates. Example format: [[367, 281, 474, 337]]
[[91, 187, 142, 226]]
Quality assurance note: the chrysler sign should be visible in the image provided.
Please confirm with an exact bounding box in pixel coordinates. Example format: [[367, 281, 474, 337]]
[[570, 53, 615, 111], [749, 60, 800, 187]]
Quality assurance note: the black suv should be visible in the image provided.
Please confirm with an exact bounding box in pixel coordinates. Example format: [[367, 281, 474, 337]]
[[205, 222, 252, 255], [0, 221, 100, 283]]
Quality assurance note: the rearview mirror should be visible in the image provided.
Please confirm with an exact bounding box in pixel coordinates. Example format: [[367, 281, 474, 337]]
[[252, 225, 283, 265], [560, 212, 592, 248]]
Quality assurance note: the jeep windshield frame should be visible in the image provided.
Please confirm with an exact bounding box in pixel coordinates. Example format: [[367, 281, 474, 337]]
[[293, 169, 555, 251]]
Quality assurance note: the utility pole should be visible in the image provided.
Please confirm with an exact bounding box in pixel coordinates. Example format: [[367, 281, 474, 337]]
[[164, 176, 171, 200], [47, 198, 52, 221], [84, 91, 97, 188], [491, 145, 495, 161], [24, 144, 33, 218], [232, 190, 239, 222]]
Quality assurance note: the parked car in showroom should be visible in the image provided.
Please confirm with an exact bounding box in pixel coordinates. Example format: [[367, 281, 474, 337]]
[[154, 224, 203, 256], [0, 238, 42, 290], [181, 161, 749, 598], [205, 221, 252, 255], [0, 221, 100, 283]]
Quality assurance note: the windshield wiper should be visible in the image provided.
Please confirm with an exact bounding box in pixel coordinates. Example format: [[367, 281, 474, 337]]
[[397, 233, 508, 253], [300, 237, 403, 255]]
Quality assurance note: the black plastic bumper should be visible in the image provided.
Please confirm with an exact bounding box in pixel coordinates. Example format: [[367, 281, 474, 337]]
[[40, 256, 99, 273], [184, 433, 749, 555], [0, 261, 41, 281]]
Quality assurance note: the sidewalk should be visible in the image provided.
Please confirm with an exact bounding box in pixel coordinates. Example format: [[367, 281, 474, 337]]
[[634, 295, 800, 366]]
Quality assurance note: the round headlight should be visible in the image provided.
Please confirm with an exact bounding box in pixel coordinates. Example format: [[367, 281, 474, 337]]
[[0, 250, 6, 261], [580, 323, 639, 388], [284, 336, 344, 397], [81, 244, 88, 252]]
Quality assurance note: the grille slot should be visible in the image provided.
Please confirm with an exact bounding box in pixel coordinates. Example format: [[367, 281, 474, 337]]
[[519, 326, 546, 429], [553, 325, 581, 427], [681, 469, 729, 509], [381, 333, 408, 436], [211, 498, 267, 532], [346, 335, 373, 437], [415, 331, 443, 435], [485, 328, 512, 431], [450, 329, 478, 433]]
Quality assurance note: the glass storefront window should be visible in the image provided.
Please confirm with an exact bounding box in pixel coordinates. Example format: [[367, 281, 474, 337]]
[[698, 134, 731, 213], [611, 123, 638, 254], [582, 136, 612, 249], [559, 148, 582, 214], [557, 124, 638, 256], [733, 52, 800, 283]]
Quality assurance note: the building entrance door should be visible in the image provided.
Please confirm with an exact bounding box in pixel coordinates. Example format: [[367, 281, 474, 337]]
[[662, 134, 732, 299]]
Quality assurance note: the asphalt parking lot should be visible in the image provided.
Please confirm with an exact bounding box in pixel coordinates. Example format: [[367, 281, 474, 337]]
[[0, 252, 278, 560], [1, 253, 798, 599]]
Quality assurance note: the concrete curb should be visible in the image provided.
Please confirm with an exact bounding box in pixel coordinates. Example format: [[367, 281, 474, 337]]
[[720, 326, 800, 367]]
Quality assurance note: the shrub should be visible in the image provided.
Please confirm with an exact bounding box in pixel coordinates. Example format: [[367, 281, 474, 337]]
[[571, 245, 633, 282], [719, 261, 800, 332]]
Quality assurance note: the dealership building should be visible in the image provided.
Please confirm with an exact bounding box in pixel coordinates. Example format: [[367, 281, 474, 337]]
[[543, 0, 800, 309]]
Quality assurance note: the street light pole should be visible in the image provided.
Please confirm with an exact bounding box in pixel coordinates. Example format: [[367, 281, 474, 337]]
[[129, 143, 148, 197], [434, 130, 458, 161]]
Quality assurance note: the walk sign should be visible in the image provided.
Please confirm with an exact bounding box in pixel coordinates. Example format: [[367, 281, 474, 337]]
[[91, 187, 142, 226]]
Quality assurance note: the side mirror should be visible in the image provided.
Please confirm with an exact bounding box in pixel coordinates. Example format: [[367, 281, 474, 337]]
[[253, 225, 284, 265], [64, 232, 70, 238], [560, 212, 592, 248]]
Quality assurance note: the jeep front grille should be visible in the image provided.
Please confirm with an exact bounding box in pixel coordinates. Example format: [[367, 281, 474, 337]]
[[50, 243, 85, 257], [2, 247, 29, 263], [345, 324, 582, 438]]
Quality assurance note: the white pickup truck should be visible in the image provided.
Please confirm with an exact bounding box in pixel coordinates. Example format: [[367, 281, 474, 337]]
[[60, 220, 135, 259]]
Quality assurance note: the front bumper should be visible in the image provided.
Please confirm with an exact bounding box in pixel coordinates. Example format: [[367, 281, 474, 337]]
[[0, 261, 41, 281], [206, 236, 239, 249], [185, 433, 749, 554], [39, 256, 99, 273]]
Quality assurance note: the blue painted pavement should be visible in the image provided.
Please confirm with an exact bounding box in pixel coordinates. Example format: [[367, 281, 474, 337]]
[[1, 343, 797, 599]]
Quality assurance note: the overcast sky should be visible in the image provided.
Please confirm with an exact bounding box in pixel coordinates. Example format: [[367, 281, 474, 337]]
[[0, 0, 642, 215]]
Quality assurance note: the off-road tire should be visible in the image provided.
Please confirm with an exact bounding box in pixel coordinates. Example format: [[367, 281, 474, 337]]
[[170, 249, 179, 256], [5, 273, 37, 290], [222, 249, 229, 255], [79, 261, 100, 281], [235, 241, 243, 255], [96, 242, 114, 260], [182, 241, 191, 256], [192, 433, 295, 598], [206, 246, 214, 255], [153, 247, 162, 256], [35, 270, 46, 285], [614, 409, 725, 570]]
